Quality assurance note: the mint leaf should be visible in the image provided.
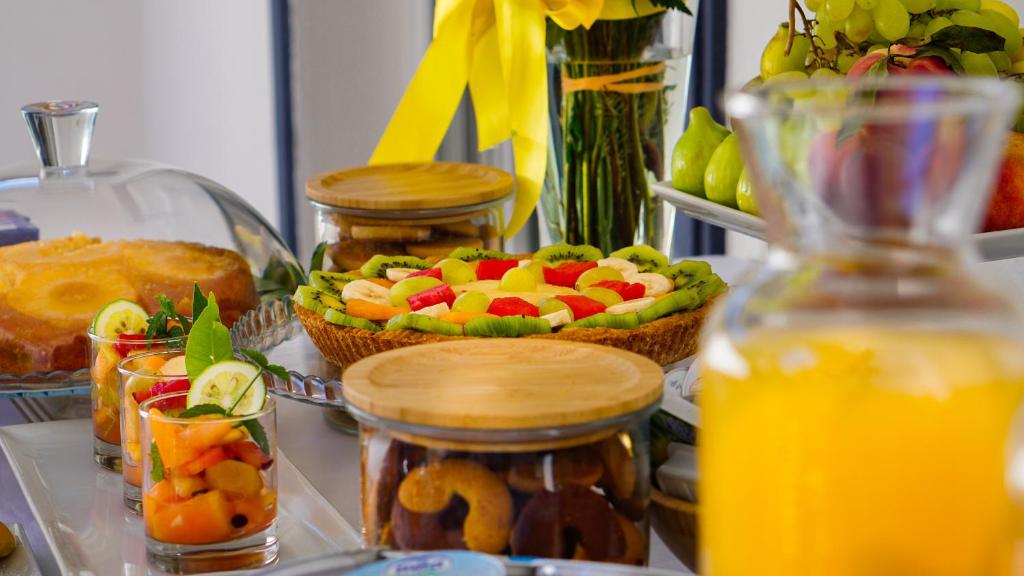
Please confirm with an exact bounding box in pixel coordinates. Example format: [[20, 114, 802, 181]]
[[150, 442, 165, 482], [930, 25, 1005, 53], [264, 365, 290, 382], [309, 242, 327, 274], [185, 293, 233, 381], [179, 403, 227, 418], [192, 284, 207, 322], [239, 349, 269, 368], [241, 419, 271, 455]]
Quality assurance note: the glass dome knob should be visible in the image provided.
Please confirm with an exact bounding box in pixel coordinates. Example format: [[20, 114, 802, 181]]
[[21, 100, 98, 169]]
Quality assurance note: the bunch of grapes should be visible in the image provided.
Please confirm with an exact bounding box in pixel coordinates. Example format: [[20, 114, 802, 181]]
[[759, 0, 1024, 82]]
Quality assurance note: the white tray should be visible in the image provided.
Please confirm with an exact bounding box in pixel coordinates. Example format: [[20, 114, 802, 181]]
[[0, 419, 361, 575], [653, 180, 1024, 262]]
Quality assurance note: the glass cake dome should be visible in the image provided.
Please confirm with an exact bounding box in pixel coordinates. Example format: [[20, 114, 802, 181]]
[[0, 101, 304, 299]]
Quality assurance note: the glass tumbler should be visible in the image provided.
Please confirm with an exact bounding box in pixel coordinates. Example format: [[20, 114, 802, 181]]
[[140, 391, 278, 573], [117, 349, 187, 513], [88, 330, 183, 471], [700, 76, 1024, 575]]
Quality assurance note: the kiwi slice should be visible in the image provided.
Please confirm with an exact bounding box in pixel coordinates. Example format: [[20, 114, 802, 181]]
[[293, 286, 345, 315], [564, 312, 640, 330], [532, 242, 604, 265], [464, 315, 552, 337], [324, 308, 381, 332], [446, 247, 514, 262], [609, 245, 669, 273], [637, 289, 703, 324], [310, 271, 361, 298], [687, 273, 728, 300], [659, 260, 713, 289], [386, 313, 464, 336], [359, 255, 431, 279]]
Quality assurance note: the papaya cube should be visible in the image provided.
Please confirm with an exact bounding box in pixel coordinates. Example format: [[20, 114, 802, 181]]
[[147, 490, 234, 544], [205, 460, 263, 498]]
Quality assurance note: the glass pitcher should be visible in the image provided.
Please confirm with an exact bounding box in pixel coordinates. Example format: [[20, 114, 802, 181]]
[[699, 76, 1024, 575]]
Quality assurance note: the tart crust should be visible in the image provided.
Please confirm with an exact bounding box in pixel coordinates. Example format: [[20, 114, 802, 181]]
[[296, 299, 714, 369]]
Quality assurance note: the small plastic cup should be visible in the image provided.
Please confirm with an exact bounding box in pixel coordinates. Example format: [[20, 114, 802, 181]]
[[140, 391, 278, 573], [117, 349, 187, 513], [87, 330, 184, 471]]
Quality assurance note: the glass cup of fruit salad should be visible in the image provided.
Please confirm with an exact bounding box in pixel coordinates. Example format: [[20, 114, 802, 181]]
[[88, 299, 185, 472], [139, 372, 277, 573], [118, 349, 188, 513]]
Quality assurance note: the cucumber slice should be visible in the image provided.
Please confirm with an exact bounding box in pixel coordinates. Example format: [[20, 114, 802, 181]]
[[91, 299, 149, 339], [187, 360, 266, 414]]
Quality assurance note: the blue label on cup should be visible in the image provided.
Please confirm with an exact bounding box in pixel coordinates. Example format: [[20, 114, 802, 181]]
[[348, 552, 505, 576]]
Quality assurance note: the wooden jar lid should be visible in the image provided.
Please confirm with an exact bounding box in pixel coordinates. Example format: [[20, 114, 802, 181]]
[[342, 339, 663, 431], [306, 162, 513, 211]]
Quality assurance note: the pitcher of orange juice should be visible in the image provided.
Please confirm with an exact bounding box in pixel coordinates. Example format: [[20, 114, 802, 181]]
[[700, 76, 1024, 575]]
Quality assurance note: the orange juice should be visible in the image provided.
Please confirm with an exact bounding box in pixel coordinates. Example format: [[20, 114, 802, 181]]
[[700, 327, 1024, 576]]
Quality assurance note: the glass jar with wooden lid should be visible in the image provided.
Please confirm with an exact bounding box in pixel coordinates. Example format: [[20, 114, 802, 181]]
[[307, 162, 512, 272], [342, 339, 664, 566]]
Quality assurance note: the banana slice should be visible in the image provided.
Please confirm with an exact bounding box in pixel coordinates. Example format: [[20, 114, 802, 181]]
[[341, 279, 391, 306], [415, 302, 451, 318], [541, 309, 572, 328], [385, 268, 419, 282], [598, 257, 639, 278], [632, 273, 673, 297], [606, 297, 656, 315]]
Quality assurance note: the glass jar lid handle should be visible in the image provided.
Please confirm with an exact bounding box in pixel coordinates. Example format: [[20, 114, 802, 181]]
[[21, 100, 98, 169]]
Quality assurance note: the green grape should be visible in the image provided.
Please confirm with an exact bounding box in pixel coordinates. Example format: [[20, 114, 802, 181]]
[[961, 50, 999, 74], [907, 19, 927, 39], [989, 50, 1013, 71], [845, 7, 876, 42], [453, 291, 490, 313], [934, 0, 980, 9], [824, 0, 856, 21], [874, 0, 911, 41], [538, 298, 573, 319], [499, 267, 537, 292], [811, 67, 842, 78], [980, 9, 1022, 54], [437, 259, 476, 285], [856, 0, 879, 8], [806, 0, 824, 11], [899, 0, 935, 13], [924, 16, 953, 38], [816, 17, 840, 49], [761, 24, 812, 78], [837, 50, 860, 72]]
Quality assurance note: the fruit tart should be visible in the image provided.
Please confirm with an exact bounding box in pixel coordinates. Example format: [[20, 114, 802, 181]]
[[294, 243, 727, 367]]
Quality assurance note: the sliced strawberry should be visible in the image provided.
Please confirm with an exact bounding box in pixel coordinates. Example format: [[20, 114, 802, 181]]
[[407, 284, 456, 310], [543, 261, 598, 288], [555, 295, 606, 320], [113, 333, 147, 357], [132, 390, 154, 404], [225, 440, 274, 469], [407, 267, 442, 280], [593, 280, 646, 301], [487, 297, 540, 317], [151, 379, 190, 397], [476, 259, 519, 281]]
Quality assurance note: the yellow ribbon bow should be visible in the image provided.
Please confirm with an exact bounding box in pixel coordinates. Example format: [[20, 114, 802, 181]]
[[369, 0, 604, 238]]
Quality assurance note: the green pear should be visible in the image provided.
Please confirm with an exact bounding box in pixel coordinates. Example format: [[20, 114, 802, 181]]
[[704, 133, 743, 209], [671, 106, 731, 197], [760, 24, 810, 79], [736, 167, 759, 216]]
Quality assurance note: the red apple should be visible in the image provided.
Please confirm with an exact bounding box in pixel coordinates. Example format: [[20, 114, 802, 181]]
[[984, 132, 1024, 232]]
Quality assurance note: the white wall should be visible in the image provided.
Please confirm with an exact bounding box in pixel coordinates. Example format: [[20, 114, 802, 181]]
[[0, 0, 278, 227]]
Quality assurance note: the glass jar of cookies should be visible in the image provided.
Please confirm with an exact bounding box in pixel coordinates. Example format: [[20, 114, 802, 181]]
[[307, 162, 512, 272], [342, 339, 664, 566]]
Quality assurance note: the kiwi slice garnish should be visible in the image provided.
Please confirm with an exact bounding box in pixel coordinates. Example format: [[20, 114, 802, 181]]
[[464, 315, 552, 337], [532, 242, 603, 265], [688, 273, 728, 300], [359, 255, 431, 279], [609, 244, 669, 273], [310, 271, 361, 298], [637, 289, 703, 324], [386, 313, 463, 336], [446, 247, 514, 262], [324, 308, 381, 332], [293, 286, 345, 315], [659, 260, 713, 289], [564, 312, 640, 330]]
